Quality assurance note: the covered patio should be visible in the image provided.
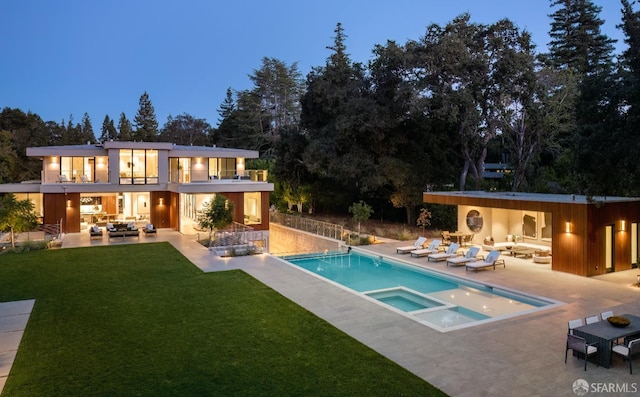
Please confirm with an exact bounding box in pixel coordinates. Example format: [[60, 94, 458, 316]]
[[423, 191, 640, 277]]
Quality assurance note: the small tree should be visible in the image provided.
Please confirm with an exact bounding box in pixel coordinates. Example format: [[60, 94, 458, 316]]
[[0, 194, 39, 250], [197, 195, 234, 247], [416, 208, 432, 237], [348, 200, 373, 236]]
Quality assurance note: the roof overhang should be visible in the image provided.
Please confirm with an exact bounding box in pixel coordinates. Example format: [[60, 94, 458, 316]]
[[423, 191, 640, 211]]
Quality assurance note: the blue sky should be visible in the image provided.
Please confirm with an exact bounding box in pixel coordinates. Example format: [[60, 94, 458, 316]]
[[0, 1, 627, 130]]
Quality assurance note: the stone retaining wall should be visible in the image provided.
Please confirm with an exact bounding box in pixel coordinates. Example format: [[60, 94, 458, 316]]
[[269, 223, 343, 255]]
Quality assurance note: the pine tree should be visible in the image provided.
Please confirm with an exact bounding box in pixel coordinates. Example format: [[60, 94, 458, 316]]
[[545, 0, 617, 195], [80, 112, 95, 143], [117, 112, 133, 141], [133, 91, 158, 141], [217, 87, 236, 125], [100, 115, 118, 142], [546, 0, 615, 76]]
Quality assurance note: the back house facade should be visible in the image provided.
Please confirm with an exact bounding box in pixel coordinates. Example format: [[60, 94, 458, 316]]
[[0, 141, 274, 239]]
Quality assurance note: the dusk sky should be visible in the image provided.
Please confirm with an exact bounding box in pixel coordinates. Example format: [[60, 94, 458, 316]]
[[0, 1, 627, 130]]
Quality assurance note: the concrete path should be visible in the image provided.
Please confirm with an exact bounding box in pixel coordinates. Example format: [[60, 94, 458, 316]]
[[0, 300, 35, 394], [4, 231, 640, 396]]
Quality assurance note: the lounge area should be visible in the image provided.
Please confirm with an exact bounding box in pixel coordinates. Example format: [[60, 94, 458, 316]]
[[107, 222, 140, 241]]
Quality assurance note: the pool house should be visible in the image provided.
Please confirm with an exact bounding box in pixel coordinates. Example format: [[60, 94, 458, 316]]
[[423, 191, 640, 277]]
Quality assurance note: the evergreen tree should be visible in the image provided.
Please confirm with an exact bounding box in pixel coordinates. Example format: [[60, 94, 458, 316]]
[[100, 115, 118, 142], [300, 23, 375, 202], [618, 0, 640, 194], [117, 112, 133, 141], [80, 112, 95, 143], [133, 91, 158, 141], [217, 87, 236, 125], [544, 0, 617, 195]]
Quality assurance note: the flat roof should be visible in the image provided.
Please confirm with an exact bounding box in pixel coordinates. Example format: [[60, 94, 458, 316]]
[[423, 191, 640, 204]]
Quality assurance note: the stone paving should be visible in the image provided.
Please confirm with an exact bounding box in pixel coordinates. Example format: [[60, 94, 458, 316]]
[[3, 230, 640, 396], [0, 300, 35, 394]]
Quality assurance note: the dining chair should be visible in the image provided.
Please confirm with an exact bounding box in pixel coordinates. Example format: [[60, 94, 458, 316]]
[[585, 315, 600, 324], [612, 338, 640, 374], [568, 318, 584, 335], [600, 311, 614, 320], [565, 334, 598, 371]]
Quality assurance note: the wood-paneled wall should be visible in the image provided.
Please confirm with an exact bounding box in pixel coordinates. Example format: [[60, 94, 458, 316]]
[[43, 193, 80, 233]]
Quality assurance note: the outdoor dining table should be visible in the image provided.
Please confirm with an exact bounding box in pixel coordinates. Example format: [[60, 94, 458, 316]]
[[448, 232, 471, 245], [573, 314, 640, 368]]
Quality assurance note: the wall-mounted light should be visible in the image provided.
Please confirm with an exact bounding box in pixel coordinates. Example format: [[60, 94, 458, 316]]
[[143, 201, 147, 208], [159, 198, 164, 205], [565, 221, 572, 234], [619, 220, 626, 232], [66, 199, 72, 208]]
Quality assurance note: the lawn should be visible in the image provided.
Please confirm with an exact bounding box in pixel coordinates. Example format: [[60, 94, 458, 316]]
[[0, 243, 446, 396]]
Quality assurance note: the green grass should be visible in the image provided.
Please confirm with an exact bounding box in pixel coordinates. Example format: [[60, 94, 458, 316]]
[[0, 243, 446, 397]]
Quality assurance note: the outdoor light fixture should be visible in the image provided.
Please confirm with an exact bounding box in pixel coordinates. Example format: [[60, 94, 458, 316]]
[[158, 198, 164, 205], [620, 220, 626, 232], [66, 199, 72, 208], [565, 222, 572, 234]]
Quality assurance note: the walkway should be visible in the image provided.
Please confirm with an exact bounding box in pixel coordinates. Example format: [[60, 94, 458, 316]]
[[4, 231, 640, 396], [0, 300, 35, 393]]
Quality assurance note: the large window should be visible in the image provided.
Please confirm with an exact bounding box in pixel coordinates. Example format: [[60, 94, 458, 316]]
[[119, 149, 158, 184], [60, 156, 106, 182], [208, 158, 236, 179]]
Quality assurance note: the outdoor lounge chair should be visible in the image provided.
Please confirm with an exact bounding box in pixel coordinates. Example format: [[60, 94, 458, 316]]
[[427, 243, 460, 262], [565, 334, 598, 371], [465, 250, 505, 272], [396, 237, 427, 254], [410, 239, 442, 258], [446, 246, 480, 267]]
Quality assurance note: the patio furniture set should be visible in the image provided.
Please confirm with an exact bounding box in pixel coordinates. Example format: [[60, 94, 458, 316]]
[[89, 223, 157, 241], [396, 238, 505, 272], [566, 312, 640, 372]]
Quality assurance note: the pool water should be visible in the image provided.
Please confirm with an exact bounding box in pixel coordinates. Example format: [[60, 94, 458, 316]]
[[282, 250, 560, 332]]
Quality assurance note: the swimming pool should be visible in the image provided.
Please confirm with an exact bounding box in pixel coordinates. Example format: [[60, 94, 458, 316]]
[[281, 249, 562, 332]]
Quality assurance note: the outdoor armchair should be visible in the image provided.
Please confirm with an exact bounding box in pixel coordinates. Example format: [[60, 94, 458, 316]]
[[565, 333, 598, 371]]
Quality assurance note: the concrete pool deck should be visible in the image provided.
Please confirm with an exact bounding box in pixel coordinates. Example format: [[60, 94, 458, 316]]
[[5, 231, 640, 396]]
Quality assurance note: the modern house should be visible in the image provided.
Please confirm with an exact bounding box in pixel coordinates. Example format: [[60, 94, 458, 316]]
[[0, 141, 274, 245], [423, 191, 640, 277]]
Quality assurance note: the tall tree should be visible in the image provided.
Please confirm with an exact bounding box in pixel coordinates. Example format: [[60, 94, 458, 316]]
[[217, 87, 236, 125], [159, 113, 212, 146], [618, 0, 640, 195], [117, 112, 133, 141], [100, 115, 118, 142], [0, 108, 49, 181], [133, 91, 158, 141], [215, 59, 303, 158], [414, 15, 536, 191], [301, 23, 376, 200], [544, 0, 616, 195], [80, 112, 95, 143]]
